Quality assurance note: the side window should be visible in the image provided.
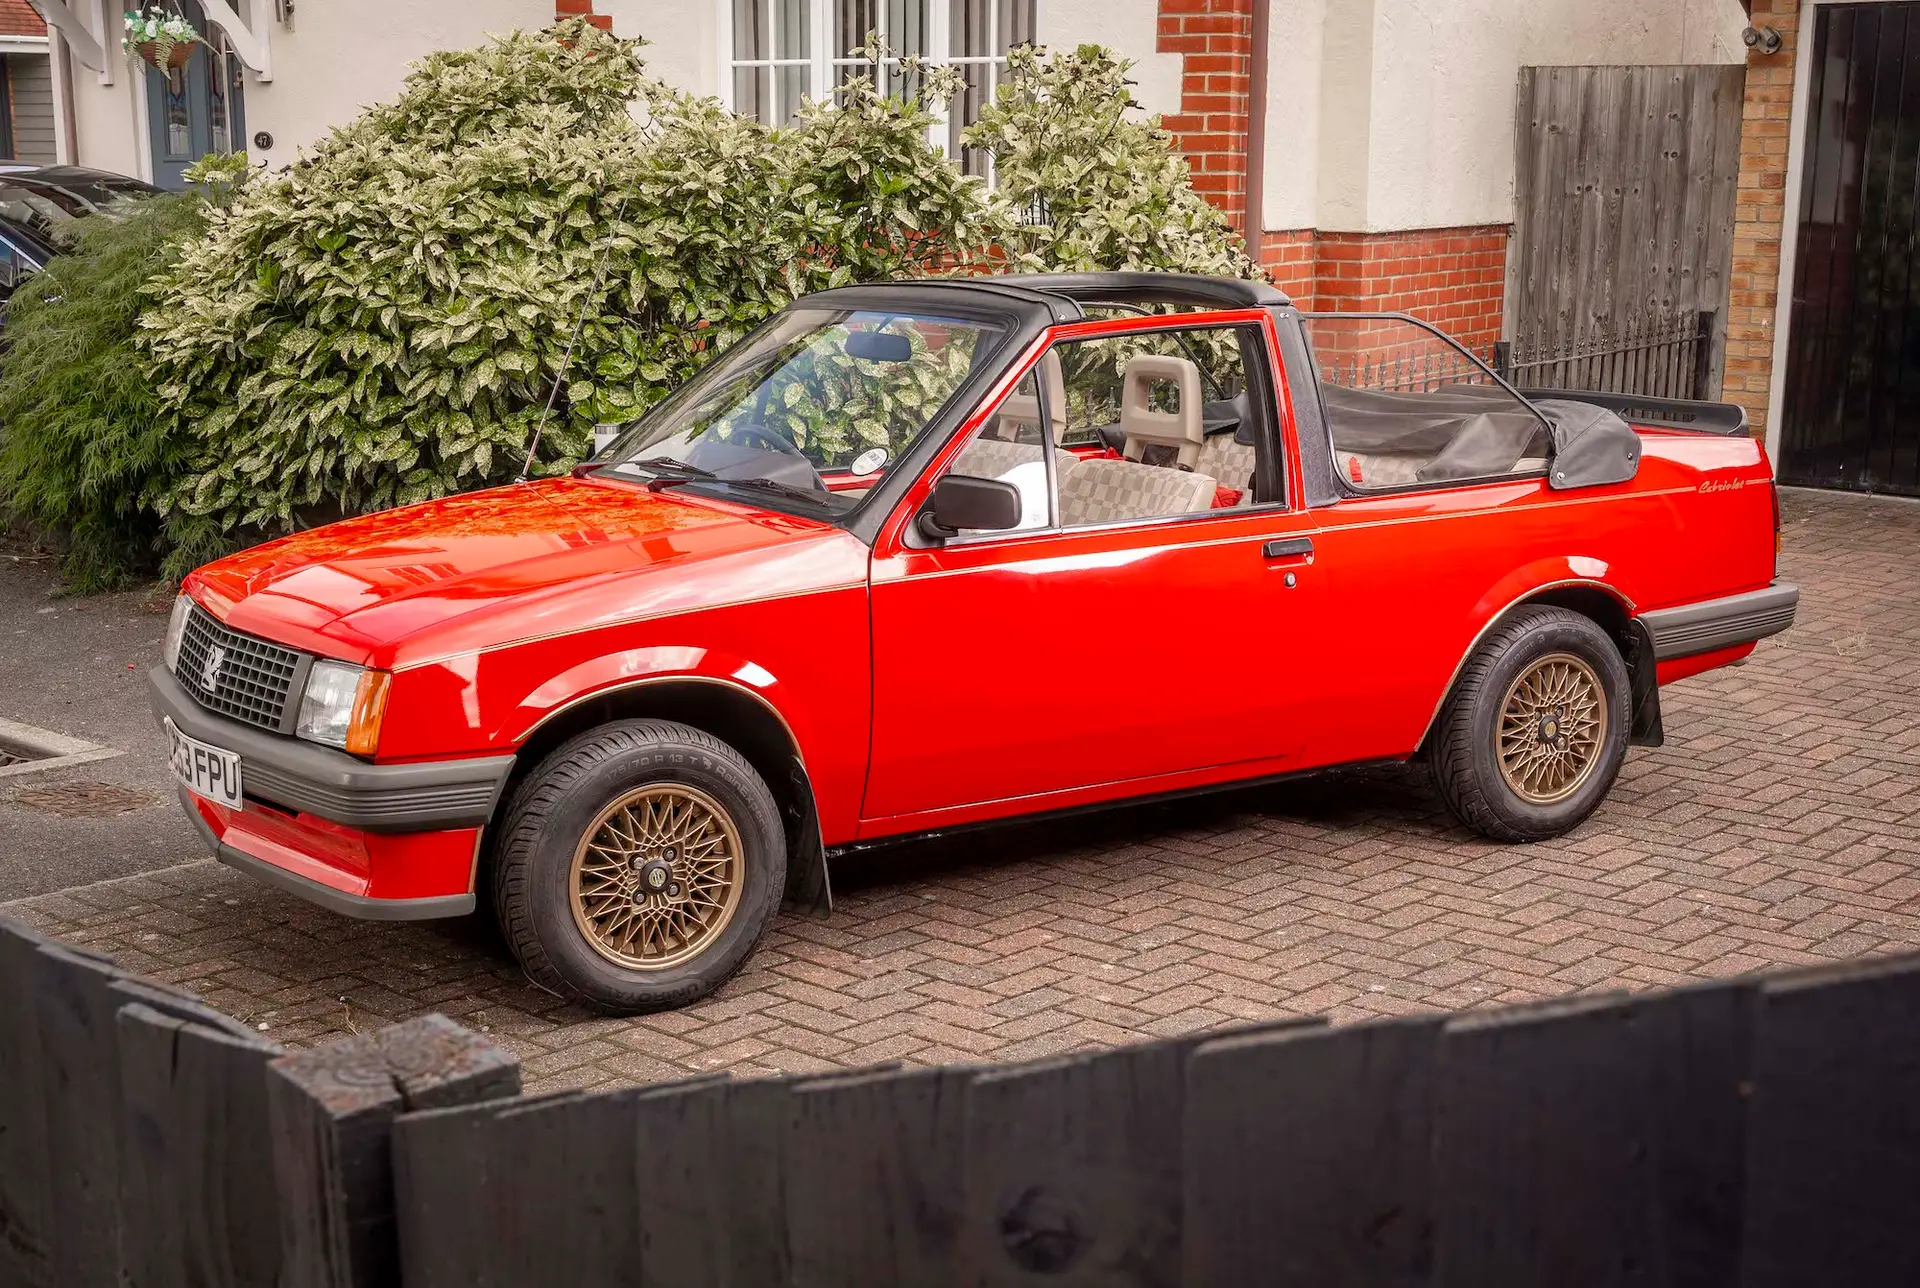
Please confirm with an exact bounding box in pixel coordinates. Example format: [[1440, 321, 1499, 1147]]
[[0, 238, 21, 296], [1302, 315, 1551, 490], [1052, 323, 1269, 528], [940, 365, 1056, 533]]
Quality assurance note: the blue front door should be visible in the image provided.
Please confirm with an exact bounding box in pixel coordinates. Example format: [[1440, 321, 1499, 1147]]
[[143, 2, 245, 189]]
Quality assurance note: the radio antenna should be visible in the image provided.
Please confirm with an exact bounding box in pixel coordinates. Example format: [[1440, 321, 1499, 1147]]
[[517, 193, 632, 483]]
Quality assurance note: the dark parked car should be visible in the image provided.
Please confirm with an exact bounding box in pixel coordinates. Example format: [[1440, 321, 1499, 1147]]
[[0, 165, 160, 303]]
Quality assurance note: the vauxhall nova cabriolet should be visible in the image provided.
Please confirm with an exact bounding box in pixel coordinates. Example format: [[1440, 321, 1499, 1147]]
[[151, 273, 1796, 1012]]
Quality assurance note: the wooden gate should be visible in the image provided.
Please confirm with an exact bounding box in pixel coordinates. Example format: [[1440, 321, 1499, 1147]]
[[1777, 2, 1920, 496], [1505, 64, 1746, 400]]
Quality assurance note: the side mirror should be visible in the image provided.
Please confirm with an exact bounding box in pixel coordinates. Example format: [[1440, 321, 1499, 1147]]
[[918, 474, 1023, 541]]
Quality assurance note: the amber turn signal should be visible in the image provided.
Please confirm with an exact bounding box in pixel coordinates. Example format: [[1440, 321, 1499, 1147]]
[[345, 670, 392, 758]]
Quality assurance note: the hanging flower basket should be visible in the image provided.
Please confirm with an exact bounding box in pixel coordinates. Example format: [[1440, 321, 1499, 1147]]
[[124, 9, 201, 71], [133, 38, 196, 69]]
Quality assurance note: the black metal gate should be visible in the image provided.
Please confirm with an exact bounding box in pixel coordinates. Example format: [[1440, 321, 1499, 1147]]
[[1493, 309, 1718, 399], [1779, 2, 1920, 495]]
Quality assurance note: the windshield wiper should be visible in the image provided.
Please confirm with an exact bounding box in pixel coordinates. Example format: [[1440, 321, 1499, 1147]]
[[715, 477, 831, 506], [626, 457, 715, 491]]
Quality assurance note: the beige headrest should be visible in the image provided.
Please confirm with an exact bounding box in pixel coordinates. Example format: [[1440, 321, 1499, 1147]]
[[995, 350, 1068, 445], [1119, 353, 1203, 469]]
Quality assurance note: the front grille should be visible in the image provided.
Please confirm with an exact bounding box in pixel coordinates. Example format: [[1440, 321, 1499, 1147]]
[[174, 605, 303, 733]]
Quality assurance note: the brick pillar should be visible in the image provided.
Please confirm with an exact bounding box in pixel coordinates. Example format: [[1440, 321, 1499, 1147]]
[[1157, 0, 1254, 232], [1723, 0, 1799, 441], [556, 0, 611, 30]]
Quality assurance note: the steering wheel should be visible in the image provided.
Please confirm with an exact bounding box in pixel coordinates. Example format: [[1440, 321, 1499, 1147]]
[[729, 423, 803, 456]]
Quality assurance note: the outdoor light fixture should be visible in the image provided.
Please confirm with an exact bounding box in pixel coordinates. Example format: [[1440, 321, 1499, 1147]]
[[1743, 25, 1783, 55]]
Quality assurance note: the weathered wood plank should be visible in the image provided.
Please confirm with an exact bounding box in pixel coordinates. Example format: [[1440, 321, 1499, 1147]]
[[962, 1019, 1323, 1287], [31, 943, 132, 1288], [268, 1014, 521, 1288], [116, 1003, 283, 1288], [1741, 956, 1920, 1287], [1182, 1015, 1442, 1287], [783, 1065, 974, 1287], [1510, 64, 1742, 397], [395, 1080, 707, 1288], [633, 1076, 735, 1286], [1431, 982, 1753, 1288], [0, 918, 54, 1288]]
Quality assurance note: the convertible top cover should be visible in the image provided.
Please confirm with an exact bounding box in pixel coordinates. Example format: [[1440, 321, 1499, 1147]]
[[1532, 398, 1642, 489], [1319, 383, 1641, 490]]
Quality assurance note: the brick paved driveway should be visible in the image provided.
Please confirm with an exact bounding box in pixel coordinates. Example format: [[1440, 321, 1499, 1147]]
[[6, 489, 1916, 1091]]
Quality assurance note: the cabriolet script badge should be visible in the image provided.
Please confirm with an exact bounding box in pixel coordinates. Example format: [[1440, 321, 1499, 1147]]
[[1698, 476, 1752, 494], [200, 645, 226, 693]]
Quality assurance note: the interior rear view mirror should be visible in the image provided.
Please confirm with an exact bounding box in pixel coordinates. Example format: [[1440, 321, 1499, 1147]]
[[845, 330, 912, 362], [918, 474, 1022, 540]]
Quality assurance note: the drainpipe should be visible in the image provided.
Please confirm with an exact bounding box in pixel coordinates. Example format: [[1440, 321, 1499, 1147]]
[[1244, 0, 1270, 253]]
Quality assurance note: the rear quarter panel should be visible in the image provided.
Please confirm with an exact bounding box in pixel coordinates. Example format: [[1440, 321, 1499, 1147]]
[[1298, 428, 1774, 769]]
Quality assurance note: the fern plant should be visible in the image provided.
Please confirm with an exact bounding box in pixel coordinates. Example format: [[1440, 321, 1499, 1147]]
[[0, 153, 247, 589]]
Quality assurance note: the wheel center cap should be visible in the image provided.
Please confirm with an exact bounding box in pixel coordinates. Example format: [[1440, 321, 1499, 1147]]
[[1540, 717, 1560, 740], [639, 859, 673, 893]]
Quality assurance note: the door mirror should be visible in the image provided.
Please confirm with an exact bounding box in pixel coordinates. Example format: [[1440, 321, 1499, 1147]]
[[918, 474, 1023, 540]]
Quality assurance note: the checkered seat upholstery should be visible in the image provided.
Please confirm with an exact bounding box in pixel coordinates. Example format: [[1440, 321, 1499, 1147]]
[[1194, 434, 1256, 501], [1058, 459, 1218, 527], [1336, 451, 1427, 488], [952, 439, 1080, 484]]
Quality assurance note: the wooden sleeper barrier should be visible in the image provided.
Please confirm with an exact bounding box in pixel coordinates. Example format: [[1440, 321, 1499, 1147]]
[[2, 912, 1918, 1285]]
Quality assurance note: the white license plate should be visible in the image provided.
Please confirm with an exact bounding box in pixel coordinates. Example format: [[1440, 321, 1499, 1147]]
[[165, 718, 243, 809]]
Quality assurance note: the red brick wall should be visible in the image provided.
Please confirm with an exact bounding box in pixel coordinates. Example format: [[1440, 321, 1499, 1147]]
[[555, 0, 611, 31], [1157, 0, 1254, 231], [1724, 0, 1797, 441], [1259, 229, 1318, 306], [1258, 225, 1510, 354]]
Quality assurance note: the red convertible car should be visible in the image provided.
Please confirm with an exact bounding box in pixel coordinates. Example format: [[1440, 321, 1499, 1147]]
[[151, 273, 1796, 1012]]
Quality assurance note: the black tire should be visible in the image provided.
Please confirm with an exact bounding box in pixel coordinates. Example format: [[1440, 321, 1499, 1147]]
[[1428, 606, 1631, 843], [491, 719, 785, 1014]]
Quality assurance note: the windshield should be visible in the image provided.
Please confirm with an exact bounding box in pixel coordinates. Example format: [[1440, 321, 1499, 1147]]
[[594, 307, 1002, 516], [0, 187, 78, 236]]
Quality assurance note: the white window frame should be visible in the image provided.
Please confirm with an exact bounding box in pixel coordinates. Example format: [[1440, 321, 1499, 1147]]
[[716, 0, 1033, 178]]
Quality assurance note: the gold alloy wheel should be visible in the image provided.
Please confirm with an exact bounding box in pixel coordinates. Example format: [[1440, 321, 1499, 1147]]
[[569, 783, 744, 970], [1495, 652, 1609, 806]]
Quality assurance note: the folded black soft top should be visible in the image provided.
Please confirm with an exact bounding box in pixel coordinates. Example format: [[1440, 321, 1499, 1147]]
[[1318, 382, 1641, 490]]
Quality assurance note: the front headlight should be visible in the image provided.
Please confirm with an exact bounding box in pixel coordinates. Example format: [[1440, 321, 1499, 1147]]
[[162, 595, 192, 672], [296, 661, 391, 757]]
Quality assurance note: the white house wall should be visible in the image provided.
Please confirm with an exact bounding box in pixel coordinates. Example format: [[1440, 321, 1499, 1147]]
[[1272, 0, 1749, 234], [244, 0, 551, 167], [599, 3, 720, 98], [614, 0, 1182, 119], [1039, 0, 1183, 118]]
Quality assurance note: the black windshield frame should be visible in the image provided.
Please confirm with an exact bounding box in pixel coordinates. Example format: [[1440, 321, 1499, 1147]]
[[585, 282, 1058, 543]]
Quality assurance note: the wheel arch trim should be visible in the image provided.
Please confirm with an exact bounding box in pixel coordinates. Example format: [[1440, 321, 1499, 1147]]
[[509, 671, 810, 773], [1415, 577, 1639, 750], [501, 671, 830, 910]]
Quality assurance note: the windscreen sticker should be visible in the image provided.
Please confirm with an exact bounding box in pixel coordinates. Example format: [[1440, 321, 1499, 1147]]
[[851, 448, 889, 477]]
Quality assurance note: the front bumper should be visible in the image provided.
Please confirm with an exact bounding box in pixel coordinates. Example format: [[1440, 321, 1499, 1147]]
[[177, 790, 479, 920], [150, 665, 512, 831], [151, 665, 513, 920], [1639, 582, 1799, 661]]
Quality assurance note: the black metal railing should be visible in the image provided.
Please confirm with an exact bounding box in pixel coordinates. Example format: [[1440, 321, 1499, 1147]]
[[1317, 345, 1493, 395], [1494, 309, 1717, 401]]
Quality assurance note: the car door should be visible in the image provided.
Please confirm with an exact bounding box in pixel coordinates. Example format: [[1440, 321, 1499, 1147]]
[[860, 311, 1328, 833]]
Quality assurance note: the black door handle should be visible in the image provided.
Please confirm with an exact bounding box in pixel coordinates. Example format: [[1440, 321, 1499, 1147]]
[[1263, 537, 1314, 559]]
